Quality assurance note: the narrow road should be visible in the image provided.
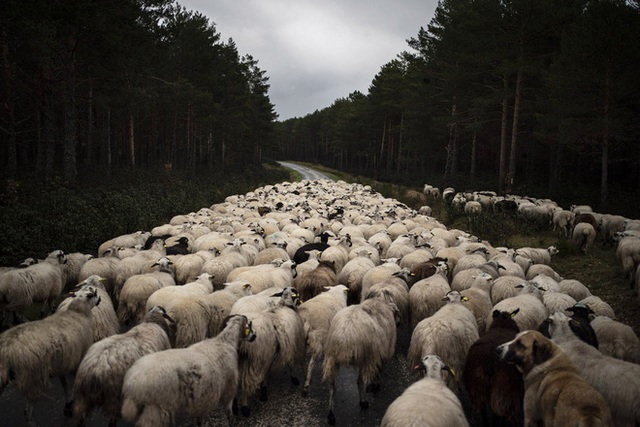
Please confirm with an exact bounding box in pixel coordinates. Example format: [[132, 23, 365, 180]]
[[278, 161, 333, 181]]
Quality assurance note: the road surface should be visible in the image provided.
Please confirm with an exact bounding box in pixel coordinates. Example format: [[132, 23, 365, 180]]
[[278, 161, 333, 181]]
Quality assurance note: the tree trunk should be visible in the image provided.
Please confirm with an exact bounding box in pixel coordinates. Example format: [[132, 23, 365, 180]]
[[507, 67, 523, 193], [379, 119, 387, 173], [63, 59, 77, 185], [1, 30, 17, 178], [85, 78, 93, 167], [444, 102, 458, 181], [128, 113, 135, 167], [38, 83, 55, 183], [396, 111, 404, 174], [600, 62, 612, 208], [470, 127, 477, 180], [498, 74, 509, 194], [105, 106, 112, 167]]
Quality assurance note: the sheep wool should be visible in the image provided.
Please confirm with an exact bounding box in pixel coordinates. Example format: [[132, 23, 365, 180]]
[[381, 355, 469, 427], [322, 294, 398, 426], [0, 286, 100, 426], [121, 314, 256, 426], [72, 306, 176, 426]]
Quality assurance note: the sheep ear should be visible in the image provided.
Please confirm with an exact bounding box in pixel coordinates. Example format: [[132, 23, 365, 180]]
[[510, 308, 520, 317], [514, 284, 524, 289], [271, 291, 284, 298]]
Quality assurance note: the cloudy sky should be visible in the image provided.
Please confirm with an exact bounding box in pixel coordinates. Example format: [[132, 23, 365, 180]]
[[179, 0, 439, 120]]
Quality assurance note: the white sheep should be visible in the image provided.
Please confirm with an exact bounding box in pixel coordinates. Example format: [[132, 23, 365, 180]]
[[171, 250, 215, 285], [320, 234, 352, 274], [72, 306, 176, 426], [451, 253, 489, 278], [57, 275, 120, 342], [361, 269, 412, 327], [514, 245, 558, 265], [226, 259, 297, 294], [590, 316, 640, 363], [616, 235, 640, 285], [548, 311, 640, 427], [113, 239, 166, 298], [380, 355, 469, 427], [0, 286, 101, 425], [0, 249, 67, 323], [409, 263, 451, 327], [407, 290, 479, 393], [322, 294, 398, 426], [120, 314, 257, 426], [360, 260, 402, 298], [145, 272, 214, 311], [460, 272, 495, 333], [398, 248, 433, 271], [337, 248, 376, 304], [157, 279, 252, 349], [579, 295, 616, 319], [487, 282, 548, 333], [573, 222, 597, 254], [117, 257, 176, 325], [253, 241, 290, 265], [77, 253, 121, 296], [558, 279, 592, 301], [552, 209, 575, 237], [234, 287, 306, 417], [297, 284, 349, 395], [525, 263, 562, 282], [386, 233, 419, 260], [490, 275, 527, 304]]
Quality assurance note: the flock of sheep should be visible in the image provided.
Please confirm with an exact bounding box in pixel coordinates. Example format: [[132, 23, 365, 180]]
[[0, 178, 638, 426]]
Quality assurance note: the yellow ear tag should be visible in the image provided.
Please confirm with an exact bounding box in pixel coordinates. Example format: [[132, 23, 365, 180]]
[[244, 328, 250, 337], [449, 368, 456, 377]]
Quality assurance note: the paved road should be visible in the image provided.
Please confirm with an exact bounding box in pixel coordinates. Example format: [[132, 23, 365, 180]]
[[278, 161, 333, 181]]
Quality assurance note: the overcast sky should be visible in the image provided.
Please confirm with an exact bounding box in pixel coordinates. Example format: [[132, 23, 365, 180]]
[[179, 0, 439, 120]]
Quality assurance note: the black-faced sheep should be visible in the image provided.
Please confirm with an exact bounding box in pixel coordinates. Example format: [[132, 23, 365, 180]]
[[0, 286, 101, 425], [322, 293, 398, 425], [120, 314, 256, 426], [72, 306, 176, 426], [381, 355, 469, 427], [463, 309, 523, 427]]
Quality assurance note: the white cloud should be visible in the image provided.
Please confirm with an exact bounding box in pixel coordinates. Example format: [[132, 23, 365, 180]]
[[180, 0, 438, 119]]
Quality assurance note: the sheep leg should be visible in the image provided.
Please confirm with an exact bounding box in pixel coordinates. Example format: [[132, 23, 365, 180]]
[[327, 376, 337, 426], [60, 375, 73, 417], [25, 401, 36, 427], [357, 372, 368, 409], [302, 353, 317, 396]]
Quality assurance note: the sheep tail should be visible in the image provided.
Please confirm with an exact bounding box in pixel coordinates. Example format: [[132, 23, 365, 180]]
[[137, 404, 171, 427], [121, 396, 141, 422]]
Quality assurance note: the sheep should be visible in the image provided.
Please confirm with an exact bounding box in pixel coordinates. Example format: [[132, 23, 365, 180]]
[[590, 316, 640, 363], [434, 247, 465, 270], [72, 306, 176, 426], [297, 284, 349, 395], [197, 280, 253, 338], [464, 200, 482, 215], [292, 232, 331, 265], [360, 260, 402, 297], [409, 262, 451, 327], [459, 272, 495, 333], [386, 233, 419, 260], [451, 253, 489, 278], [97, 230, 151, 257], [487, 282, 548, 333], [145, 272, 214, 311], [293, 248, 322, 275], [548, 311, 640, 427], [552, 209, 575, 237], [407, 290, 479, 393], [367, 231, 393, 259], [381, 355, 469, 427], [361, 269, 412, 326], [235, 287, 306, 417], [537, 302, 599, 349], [616, 235, 640, 286], [525, 263, 562, 282], [77, 253, 121, 296], [408, 256, 449, 286], [294, 260, 338, 303], [514, 245, 558, 265], [0, 249, 68, 324], [171, 250, 214, 285], [120, 314, 257, 426], [571, 204, 593, 214], [0, 286, 101, 425], [254, 241, 290, 265], [322, 293, 398, 426], [226, 259, 297, 294], [319, 234, 352, 274], [573, 222, 597, 254], [540, 289, 577, 317], [579, 295, 616, 319], [490, 275, 527, 304], [61, 252, 93, 290], [398, 248, 432, 271], [117, 257, 176, 325], [113, 239, 166, 298], [463, 309, 523, 426], [57, 275, 120, 342], [337, 248, 376, 304], [558, 278, 592, 301]]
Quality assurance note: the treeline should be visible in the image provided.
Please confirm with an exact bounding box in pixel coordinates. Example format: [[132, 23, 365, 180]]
[[0, 0, 276, 186], [275, 0, 640, 215]]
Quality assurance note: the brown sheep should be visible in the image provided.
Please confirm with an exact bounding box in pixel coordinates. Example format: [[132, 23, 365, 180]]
[[294, 260, 338, 303]]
